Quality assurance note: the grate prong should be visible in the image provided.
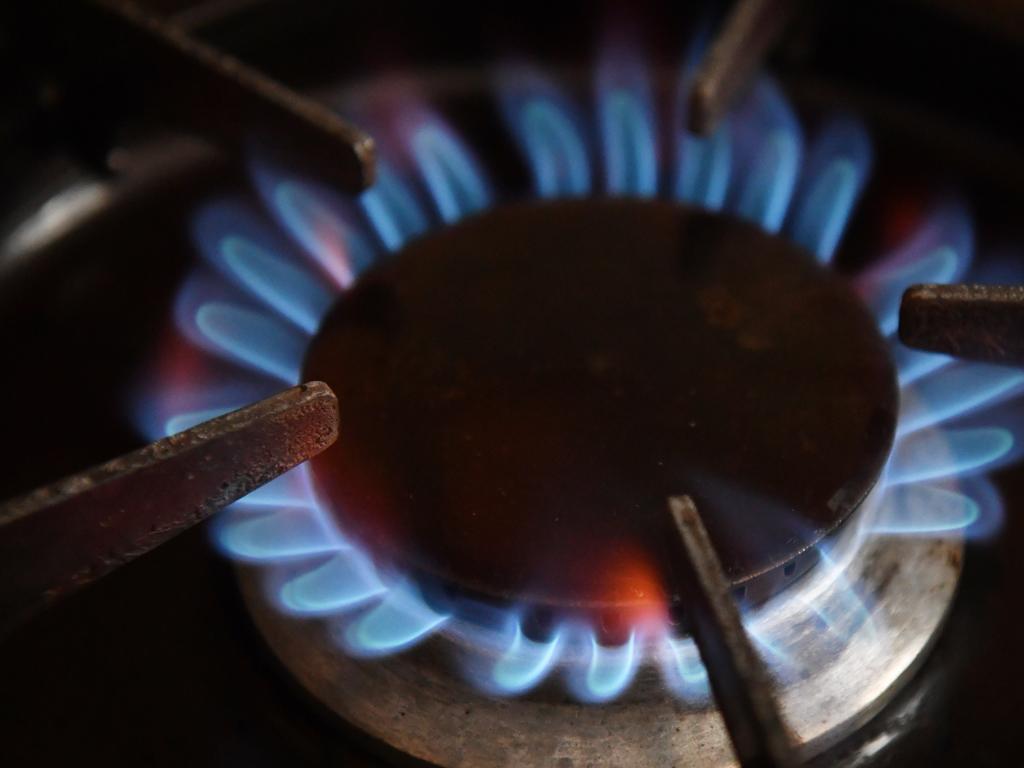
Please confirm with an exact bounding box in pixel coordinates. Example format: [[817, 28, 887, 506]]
[[49, 0, 376, 191], [899, 283, 1024, 365], [0, 381, 338, 635], [686, 0, 797, 136], [667, 495, 797, 768]]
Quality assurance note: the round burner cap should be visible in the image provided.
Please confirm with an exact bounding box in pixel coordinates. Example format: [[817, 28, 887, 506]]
[[304, 200, 897, 615]]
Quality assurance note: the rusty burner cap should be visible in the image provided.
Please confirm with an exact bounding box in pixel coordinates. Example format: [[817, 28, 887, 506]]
[[304, 200, 897, 625]]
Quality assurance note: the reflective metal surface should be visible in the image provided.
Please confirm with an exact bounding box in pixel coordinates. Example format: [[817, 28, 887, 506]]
[[238, 485, 962, 767]]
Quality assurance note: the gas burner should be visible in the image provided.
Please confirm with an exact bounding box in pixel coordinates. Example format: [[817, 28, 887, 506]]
[[6, 2, 1023, 767], [131, 44, 1023, 764], [304, 199, 897, 617], [238, 498, 960, 766]]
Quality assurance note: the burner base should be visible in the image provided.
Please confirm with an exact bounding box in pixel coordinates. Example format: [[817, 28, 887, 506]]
[[238, 489, 961, 767]]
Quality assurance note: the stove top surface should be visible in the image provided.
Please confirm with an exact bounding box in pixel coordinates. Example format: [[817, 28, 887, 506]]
[[2, 1, 1024, 766]]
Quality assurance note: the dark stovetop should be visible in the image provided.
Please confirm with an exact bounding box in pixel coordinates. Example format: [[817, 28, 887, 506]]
[[2, 2, 1023, 766]]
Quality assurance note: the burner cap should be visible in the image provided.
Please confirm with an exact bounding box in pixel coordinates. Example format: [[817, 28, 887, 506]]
[[304, 200, 897, 615]]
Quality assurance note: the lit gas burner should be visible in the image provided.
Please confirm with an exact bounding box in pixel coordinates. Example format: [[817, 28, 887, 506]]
[[304, 200, 896, 618], [136, 34, 1022, 768]]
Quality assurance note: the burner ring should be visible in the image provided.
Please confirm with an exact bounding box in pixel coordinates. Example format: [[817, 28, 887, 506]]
[[302, 200, 898, 617], [238, 486, 962, 766]]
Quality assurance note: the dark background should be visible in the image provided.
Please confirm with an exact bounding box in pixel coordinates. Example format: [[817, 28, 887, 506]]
[[0, 2, 1022, 765]]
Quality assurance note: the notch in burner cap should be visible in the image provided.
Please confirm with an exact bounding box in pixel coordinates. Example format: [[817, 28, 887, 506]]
[[667, 495, 796, 768]]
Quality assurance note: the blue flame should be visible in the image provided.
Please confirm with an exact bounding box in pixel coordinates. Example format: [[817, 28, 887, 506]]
[[661, 636, 710, 700], [877, 247, 961, 332], [570, 631, 639, 703], [360, 163, 430, 251], [801, 547, 876, 642], [215, 506, 340, 562], [871, 484, 980, 536], [195, 303, 304, 383], [193, 201, 336, 333], [409, 118, 492, 222], [675, 121, 731, 209], [220, 237, 333, 333], [165, 405, 235, 436], [859, 202, 973, 335], [892, 346, 953, 387], [899, 363, 1024, 435], [273, 183, 375, 285], [489, 622, 564, 695], [728, 79, 802, 232], [597, 53, 657, 197], [280, 548, 386, 615], [956, 476, 1005, 540], [250, 164, 379, 287], [747, 622, 795, 666], [137, 45, 1024, 707], [673, 23, 731, 210], [498, 66, 591, 198], [341, 581, 450, 656], [883, 209, 989, 391], [133, 369, 276, 443], [236, 467, 318, 509], [788, 118, 872, 262], [888, 427, 1014, 485], [174, 276, 307, 384]]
